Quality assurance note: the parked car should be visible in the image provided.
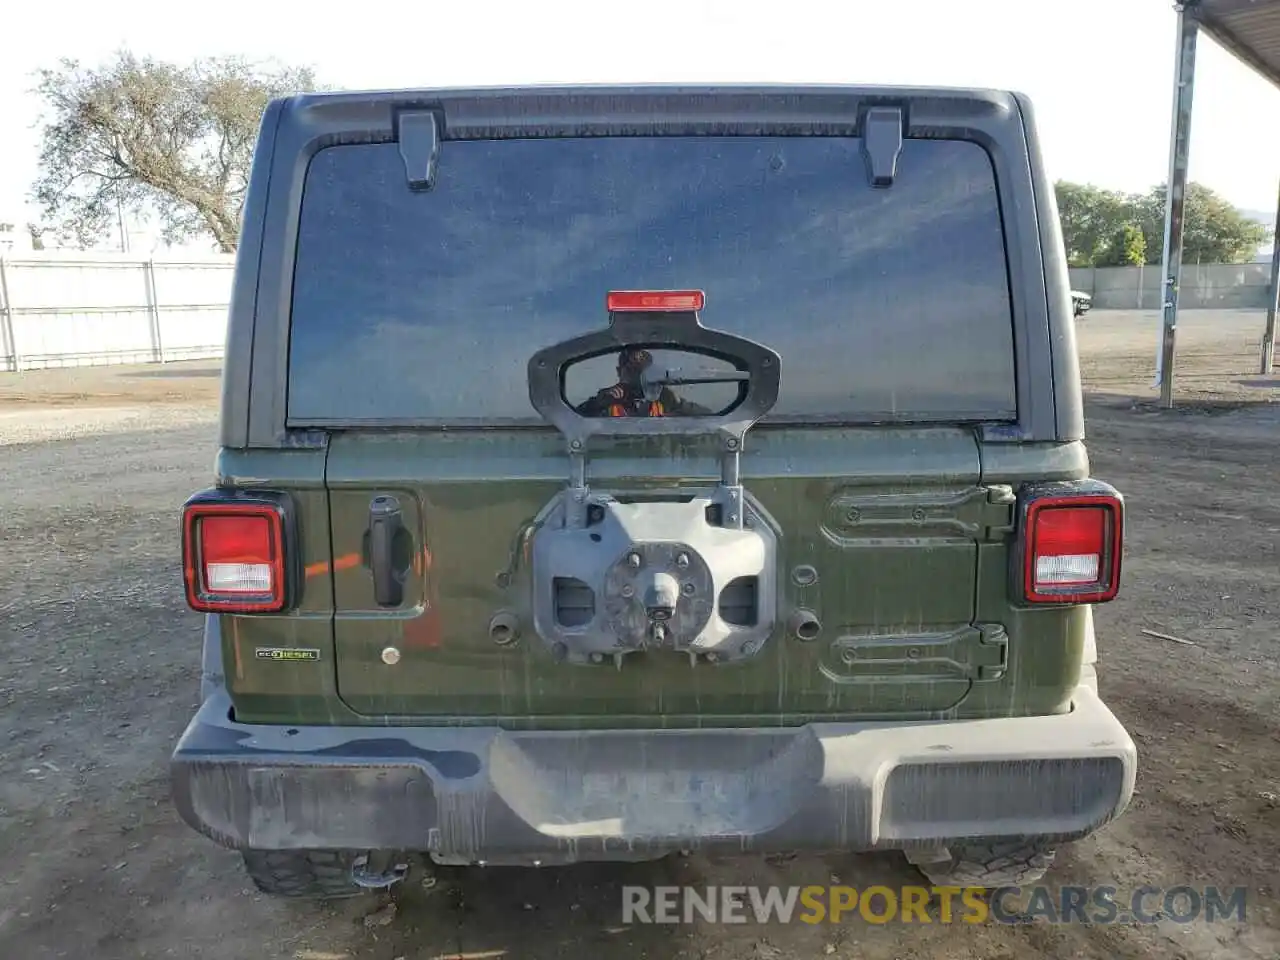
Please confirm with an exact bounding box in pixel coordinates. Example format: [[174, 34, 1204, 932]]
[[171, 85, 1135, 899], [1072, 290, 1092, 317]]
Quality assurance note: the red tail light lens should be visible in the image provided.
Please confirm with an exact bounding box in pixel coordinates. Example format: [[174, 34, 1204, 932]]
[[607, 290, 705, 312], [183, 501, 287, 612], [1023, 494, 1123, 604]]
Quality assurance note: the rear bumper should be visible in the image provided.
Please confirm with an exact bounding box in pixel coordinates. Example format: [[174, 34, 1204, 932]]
[[171, 686, 1136, 863]]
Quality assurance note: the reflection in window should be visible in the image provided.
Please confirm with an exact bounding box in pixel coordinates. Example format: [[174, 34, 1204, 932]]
[[566, 348, 742, 418], [288, 135, 1016, 424]]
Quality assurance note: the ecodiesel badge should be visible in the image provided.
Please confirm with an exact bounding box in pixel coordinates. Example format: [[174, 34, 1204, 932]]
[[254, 647, 320, 662]]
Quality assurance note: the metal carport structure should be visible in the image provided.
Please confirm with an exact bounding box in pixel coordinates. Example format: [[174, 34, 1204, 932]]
[[1157, 0, 1280, 406]]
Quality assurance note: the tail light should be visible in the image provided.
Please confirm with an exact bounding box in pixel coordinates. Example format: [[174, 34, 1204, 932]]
[[182, 492, 294, 613], [607, 290, 705, 312], [1015, 482, 1124, 605]]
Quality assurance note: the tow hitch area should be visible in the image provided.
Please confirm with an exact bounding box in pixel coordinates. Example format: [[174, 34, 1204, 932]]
[[525, 290, 783, 668], [350, 852, 410, 890]]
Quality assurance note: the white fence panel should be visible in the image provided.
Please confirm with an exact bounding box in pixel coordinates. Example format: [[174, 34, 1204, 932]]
[[9, 259, 154, 368], [152, 261, 234, 360], [0, 252, 234, 372]]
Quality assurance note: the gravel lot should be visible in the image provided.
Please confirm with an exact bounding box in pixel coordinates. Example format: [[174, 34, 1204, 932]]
[[0, 310, 1277, 960]]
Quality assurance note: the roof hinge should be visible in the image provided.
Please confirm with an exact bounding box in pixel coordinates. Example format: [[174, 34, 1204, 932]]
[[861, 106, 905, 188], [397, 110, 441, 191]]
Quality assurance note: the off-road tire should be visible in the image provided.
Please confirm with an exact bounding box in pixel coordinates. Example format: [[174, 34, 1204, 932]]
[[241, 849, 366, 899], [915, 839, 1056, 888]]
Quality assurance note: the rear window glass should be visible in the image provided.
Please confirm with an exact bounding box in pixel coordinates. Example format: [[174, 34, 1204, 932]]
[[288, 136, 1016, 424]]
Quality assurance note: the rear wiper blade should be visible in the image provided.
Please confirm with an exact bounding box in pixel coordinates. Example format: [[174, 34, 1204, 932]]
[[659, 374, 750, 385], [644, 368, 750, 388]]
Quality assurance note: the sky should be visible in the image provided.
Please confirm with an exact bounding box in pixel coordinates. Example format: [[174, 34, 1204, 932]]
[[3, 0, 1280, 249]]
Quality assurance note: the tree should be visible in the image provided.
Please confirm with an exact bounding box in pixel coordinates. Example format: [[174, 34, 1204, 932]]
[[31, 52, 318, 252], [1096, 223, 1146, 267], [1054, 181, 1131, 267], [1129, 183, 1269, 266], [1054, 179, 1267, 267]]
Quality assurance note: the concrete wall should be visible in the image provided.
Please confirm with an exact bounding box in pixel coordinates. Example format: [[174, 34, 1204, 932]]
[[0, 252, 234, 371], [1068, 262, 1276, 310]]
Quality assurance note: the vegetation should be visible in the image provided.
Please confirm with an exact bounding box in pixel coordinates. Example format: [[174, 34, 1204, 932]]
[[1055, 180, 1268, 268], [30, 51, 317, 252], [24, 50, 1269, 262]]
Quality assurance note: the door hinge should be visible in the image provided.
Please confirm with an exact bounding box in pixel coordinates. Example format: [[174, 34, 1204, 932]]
[[972, 623, 1009, 681], [825, 624, 1008, 684], [982, 484, 1017, 540]]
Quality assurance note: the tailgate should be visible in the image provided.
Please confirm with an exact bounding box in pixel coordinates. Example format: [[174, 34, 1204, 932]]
[[326, 423, 1011, 724]]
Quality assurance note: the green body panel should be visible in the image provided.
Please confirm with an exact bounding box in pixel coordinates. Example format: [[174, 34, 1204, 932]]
[[216, 433, 1094, 728], [213, 448, 355, 723], [964, 438, 1092, 717], [200, 428, 1089, 729]]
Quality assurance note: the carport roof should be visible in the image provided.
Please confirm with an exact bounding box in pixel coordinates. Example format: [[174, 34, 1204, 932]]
[[1188, 0, 1280, 88]]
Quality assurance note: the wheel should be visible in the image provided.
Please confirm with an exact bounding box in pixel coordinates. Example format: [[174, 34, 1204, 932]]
[[913, 839, 1056, 888], [241, 849, 367, 899]]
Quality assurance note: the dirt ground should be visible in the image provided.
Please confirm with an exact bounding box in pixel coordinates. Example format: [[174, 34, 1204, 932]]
[[0, 309, 1277, 960]]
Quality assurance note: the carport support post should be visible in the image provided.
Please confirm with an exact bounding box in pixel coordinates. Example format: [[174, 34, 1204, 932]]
[[0, 257, 15, 373], [143, 258, 165, 363], [1156, 3, 1199, 408], [1261, 177, 1280, 374]]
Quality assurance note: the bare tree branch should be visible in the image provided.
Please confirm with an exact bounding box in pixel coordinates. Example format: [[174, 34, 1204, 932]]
[[29, 50, 319, 252]]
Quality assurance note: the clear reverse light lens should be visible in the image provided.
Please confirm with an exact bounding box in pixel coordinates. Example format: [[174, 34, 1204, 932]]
[[1035, 553, 1100, 585], [205, 561, 273, 594]]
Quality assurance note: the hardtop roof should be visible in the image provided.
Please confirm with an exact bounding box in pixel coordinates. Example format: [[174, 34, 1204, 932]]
[[272, 83, 1022, 141]]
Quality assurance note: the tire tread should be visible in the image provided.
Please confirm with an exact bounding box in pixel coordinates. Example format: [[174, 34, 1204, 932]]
[[916, 839, 1056, 888], [241, 849, 365, 899]]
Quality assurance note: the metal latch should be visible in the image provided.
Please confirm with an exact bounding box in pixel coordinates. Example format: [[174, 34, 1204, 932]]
[[862, 106, 905, 187], [398, 110, 441, 191]]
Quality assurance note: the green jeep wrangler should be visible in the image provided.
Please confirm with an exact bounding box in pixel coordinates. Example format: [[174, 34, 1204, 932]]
[[172, 85, 1136, 898]]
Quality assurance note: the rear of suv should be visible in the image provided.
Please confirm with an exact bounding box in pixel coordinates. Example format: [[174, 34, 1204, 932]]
[[171, 85, 1136, 898]]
